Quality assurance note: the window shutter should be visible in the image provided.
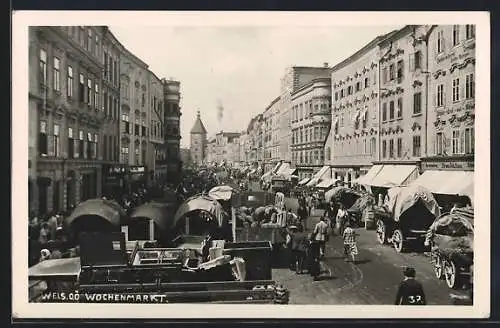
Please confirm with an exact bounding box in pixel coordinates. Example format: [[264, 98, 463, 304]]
[[409, 53, 415, 72], [47, 135, 54, 156]]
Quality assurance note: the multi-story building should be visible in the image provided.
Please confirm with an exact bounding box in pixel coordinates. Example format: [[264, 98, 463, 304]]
[[100, 27, 124, 199], [29, 26, 105, 215], [238, 130, 248, 164], [162, 78, 182, 181], [327, 32, 390, 186], [148, 71, 167, 183], [290, 77, 332, 180], [119, 46, 151, 192], [278, 65, 332, 171], [262, 97, 280, 172], [246, 114, 264, 167], [189, 111, 207, 166], [205, 136, 216, 164], [416, 24, 475, 201], [213, 131, 241, 165]]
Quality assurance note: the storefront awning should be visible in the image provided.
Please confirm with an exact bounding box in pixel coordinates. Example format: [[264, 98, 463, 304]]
[[276, 162, 290, 175], [369, 165, 419, 188], [272, 162, 283, 174], [354, 165, 384, 185], [409, 170, 474, 201], [315, 178, 340, 189], [313, 166, 330, 180], [306, 177, 320, 187], [298, 177, 311, 186]]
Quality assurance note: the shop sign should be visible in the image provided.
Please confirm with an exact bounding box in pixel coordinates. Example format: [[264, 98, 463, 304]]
[[130, 166, 146, 174], [422, 160, 474, 171], [106, 166, 126, 174]]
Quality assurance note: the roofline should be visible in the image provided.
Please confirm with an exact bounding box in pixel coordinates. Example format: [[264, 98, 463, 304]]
[[330, 30, 397, 72], [107, 27, 149, 69], [148, 69, 162, 84], [291, 77, 331, 97], [264, 96, 281, 112], [378, 25, 414, 47]]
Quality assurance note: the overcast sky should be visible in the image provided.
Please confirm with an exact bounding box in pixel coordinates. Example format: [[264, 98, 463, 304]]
[[109, 25, 401, 147]]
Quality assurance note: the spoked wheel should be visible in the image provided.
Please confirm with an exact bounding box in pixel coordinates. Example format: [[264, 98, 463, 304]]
[[444, 259, 458, 289], [376, 220, 386, 245], [392, 229, 405, 253], [432, 253, 443, 279]]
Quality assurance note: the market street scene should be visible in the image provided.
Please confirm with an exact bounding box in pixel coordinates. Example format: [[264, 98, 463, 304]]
[[27, 23, 475, 306]]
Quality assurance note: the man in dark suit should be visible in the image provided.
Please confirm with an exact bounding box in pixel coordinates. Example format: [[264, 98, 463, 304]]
[[394, 267, 427, 305]]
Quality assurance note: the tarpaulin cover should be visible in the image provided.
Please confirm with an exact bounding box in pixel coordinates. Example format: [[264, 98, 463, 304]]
[[209, 185, 236, 201], [130, 202, 177, 231], [324, 187, 362, 208], [348, 193, 377, 215], [387, 185, 441, 222], [428, 207, 474, 237], [64, 199, 126, 230], [28, 257, 81, 279], [173, 195, 225, 227]]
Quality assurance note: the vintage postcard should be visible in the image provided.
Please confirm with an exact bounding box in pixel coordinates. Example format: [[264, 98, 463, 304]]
[[12, 11, 490, 319]]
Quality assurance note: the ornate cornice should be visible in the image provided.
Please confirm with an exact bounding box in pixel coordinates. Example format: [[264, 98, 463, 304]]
[[450, 57, 476, 74]]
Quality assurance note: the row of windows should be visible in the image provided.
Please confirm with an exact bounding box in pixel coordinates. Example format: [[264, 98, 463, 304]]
[[102, 134, 118, 162], [292, 149, 325, 165], [39, 121, 98, 159], [65, 26, 101, 60], [438, 25, 475, 53], [40, 49, 100, 109], [335, 138, 376, 157], [291, 100, 331, 122], [334, 75, 375, 101], [436, 128, 474, 155], [382, 59, 405, 84], [103, 92, 119, 120], [291, 126, 328, 145], [120, 146, 147, 166], [437, 73, 475, 106], [103, 51, 119, 87], [381, 137, 414, 159]]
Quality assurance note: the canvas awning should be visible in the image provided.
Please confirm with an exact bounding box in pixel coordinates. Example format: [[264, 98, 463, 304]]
[[409, 170, 474, 202], [298, 177, 311, 186], [306, 177, 320, 187], [369, 164, 419, 188], [276, 162, 290, 175], [208, 185, 236, 201], [315, 178, 340, 189], [314, 166, 330, 180], [354, 165, 384, 185], [129, 202, 177, 231], [173, 195, 225, 227]]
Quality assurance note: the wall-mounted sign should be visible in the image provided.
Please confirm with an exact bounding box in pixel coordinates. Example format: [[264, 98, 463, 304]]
[[421, 158, 474, 171], [130, 166, 146, 174]]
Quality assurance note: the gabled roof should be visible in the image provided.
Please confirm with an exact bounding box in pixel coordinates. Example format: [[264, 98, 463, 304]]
[[191, 111, 207, 134]]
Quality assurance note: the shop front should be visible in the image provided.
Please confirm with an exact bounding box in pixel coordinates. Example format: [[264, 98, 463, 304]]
[[102, 164, 127, 200], [411, 155, 474, 210], [129, 165, 148, 193]]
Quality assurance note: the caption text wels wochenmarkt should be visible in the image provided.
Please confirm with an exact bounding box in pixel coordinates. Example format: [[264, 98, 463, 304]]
[[40, 292, 169, 303]]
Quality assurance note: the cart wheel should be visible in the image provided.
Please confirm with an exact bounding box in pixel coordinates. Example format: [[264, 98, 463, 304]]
[[376, 220, 386, 244], [444, 259, 458, 289], [392, 229, 406, 253], [432, 253, 443, 279]]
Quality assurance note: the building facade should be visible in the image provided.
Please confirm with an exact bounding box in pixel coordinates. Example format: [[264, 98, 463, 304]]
[[119, 46, 150, 191], [238, 130, 248, 164], [424, 24, 475, 169], [327, 33, 388, 185], [210, 132, 241, 165], [29, 26, 107, 215], [290, 78, 332, 180], [205, 136, 216, 164], [246, 114, 264, 167], [190, 111, 208, 166], [262, 97, 280, 172], [148, 71, 167, 183], [162, 79, 182, 181]]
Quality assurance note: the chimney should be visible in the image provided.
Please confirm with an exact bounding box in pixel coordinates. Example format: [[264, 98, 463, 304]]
[[323, 62, 329, 68]]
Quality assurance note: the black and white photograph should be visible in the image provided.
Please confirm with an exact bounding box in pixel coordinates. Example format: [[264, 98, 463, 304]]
[[12, 11, 490, 319]]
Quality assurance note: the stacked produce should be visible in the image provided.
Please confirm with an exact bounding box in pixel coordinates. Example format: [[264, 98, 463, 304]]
[[325, 187, 362, 208], [235, 205, 282, 228], [347, 193, 376, 216]]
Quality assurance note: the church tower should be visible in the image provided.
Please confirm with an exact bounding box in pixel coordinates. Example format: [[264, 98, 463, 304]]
[[190, 111, 207, 166]]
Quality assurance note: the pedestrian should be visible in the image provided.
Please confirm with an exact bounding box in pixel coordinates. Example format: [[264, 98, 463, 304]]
[[313, 216, 329, 258], [394, 267, 427, 305], [306, 194, 313, 216], [47, 213, 58, 241], [336, 203, 349, 236], [38, 222, 49, 246], [292, 230, 309, 274], [342, 221, 358, 263], [297, 205, 309, 231], [285, 226, 298, 271], [306, 233, 321, 281]]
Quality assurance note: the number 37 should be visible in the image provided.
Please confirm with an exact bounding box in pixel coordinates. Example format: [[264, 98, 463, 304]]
[[409, 295, 422, 303]]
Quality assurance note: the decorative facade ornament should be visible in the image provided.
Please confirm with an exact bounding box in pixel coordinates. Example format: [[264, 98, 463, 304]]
[[412, 80, 423, 88], [433, 69, 446, 79], [450, 57, 476, 74], [411, 122, 421, 131]]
